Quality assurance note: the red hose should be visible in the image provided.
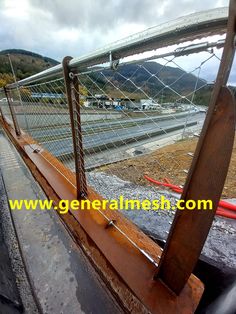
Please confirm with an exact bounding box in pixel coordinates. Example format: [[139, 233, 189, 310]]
[[219, 200, 236, 212], [172, 188, 183, 193], [216, 208, 236, 220], [144, 175, 236, 219], [144, 175, 181, 190]]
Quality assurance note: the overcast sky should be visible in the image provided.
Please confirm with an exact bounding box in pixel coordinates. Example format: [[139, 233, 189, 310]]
[[1, 0, 235, 83], [0, 0, 229, 61]]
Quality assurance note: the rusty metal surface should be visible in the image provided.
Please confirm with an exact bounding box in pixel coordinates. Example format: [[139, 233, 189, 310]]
[[0, 117, 204, 313], [4, 88, 21, 136], [157, 86, 236, 294], [22, 143, 205, 313], [157, 0, 236, 295], [0, 135, 124, 314], [62, 57, 87, 199], [0, 102, 5, 123]]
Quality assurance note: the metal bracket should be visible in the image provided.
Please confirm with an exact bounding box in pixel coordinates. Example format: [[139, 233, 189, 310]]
[[109, 51, 119, 70], [69, 72, 75, 80], [105, 219, 116, 229], [28, 144, 41, 153]]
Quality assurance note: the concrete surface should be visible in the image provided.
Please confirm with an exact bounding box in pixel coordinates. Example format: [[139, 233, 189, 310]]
[[0, 129, 123, 314], [0, 175, 23, 314]]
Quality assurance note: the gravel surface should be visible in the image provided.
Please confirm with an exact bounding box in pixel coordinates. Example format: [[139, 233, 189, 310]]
[[101, 137, 236, 199], [88, 171, 236, 269]]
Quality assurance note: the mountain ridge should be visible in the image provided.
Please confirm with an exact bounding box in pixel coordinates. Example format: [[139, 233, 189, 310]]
[[0, 49, 212, 105], [0, 49, 59, 85]]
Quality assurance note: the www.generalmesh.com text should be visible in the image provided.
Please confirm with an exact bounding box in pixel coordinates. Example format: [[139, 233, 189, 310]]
[[9, 196, 213, 214]]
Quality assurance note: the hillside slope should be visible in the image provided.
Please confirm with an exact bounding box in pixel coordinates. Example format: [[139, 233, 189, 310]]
[[0, 49, 213, 105], [102, 61, 206, 96], [0, 49, 59, 83], [86, 61, 211, 104]]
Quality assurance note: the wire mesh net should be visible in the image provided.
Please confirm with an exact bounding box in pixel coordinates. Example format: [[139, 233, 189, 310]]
[[7, 78, 75, 181], [0, 33, 235, 266], [66, 40, 227, 238], [73, 45, 222, 205]]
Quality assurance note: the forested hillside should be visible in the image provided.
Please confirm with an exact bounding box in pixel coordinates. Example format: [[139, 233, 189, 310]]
[[0, 49, 59, 87]]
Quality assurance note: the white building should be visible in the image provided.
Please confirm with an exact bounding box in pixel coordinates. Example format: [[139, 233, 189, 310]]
[[140, 99, 161, 110]]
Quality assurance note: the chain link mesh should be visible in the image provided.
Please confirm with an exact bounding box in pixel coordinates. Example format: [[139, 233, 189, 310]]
[[0, 43, 226, 203], [72, 46, 222, 205], [0, 36, 235, 262]]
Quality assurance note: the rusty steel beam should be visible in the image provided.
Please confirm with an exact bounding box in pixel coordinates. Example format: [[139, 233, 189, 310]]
[[157, 0, 236, 294], [0, 104, 5, 123], [4, 87, 21, 136], [0, 89, 5, 122], [62, 56, 87, 199]]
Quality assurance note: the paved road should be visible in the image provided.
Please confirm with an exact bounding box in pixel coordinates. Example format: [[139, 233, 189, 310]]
[[24, 112, 198, 141], [41, 113, 204, 157]]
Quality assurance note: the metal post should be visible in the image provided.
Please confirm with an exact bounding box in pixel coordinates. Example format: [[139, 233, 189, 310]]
[[156, 0, 236, 294], [62, 56, 87, 199], [157, 86, 235, 293], [0, 101, 5, 123], [4, 87, 21, 136]]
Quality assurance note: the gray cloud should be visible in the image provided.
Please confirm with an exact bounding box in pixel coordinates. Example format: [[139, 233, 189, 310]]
[[0, 0, 231, 83], [33, 0, 228, 26], [31, 0, 167, 30], [30, 0, 228, 32]]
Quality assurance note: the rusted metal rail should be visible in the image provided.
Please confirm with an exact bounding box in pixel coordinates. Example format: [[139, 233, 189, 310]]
[[157, 0, 236, 294], [62, 57, 88, 199], [4, 87, 21, 136]]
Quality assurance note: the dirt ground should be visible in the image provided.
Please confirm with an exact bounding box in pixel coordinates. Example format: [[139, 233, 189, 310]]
[[100, 137, 236, 199]]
